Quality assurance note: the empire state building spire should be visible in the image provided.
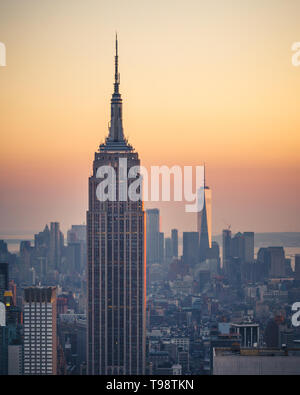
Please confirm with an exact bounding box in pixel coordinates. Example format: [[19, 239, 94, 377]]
[[87, 36, 146, 375], [114, 33, 120, 94], [100, 34, 133, 152]]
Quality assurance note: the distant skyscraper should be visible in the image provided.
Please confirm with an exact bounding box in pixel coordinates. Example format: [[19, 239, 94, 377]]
[[165, 237, 173, 261], [243, 232, 254, 263], [49, 222, 63, 270], [67, 224, 87, 273], [268, 247, 286, 278], [231, 232, 244, 260], [197, 166, 212, 262], [87, 36, 145, 375], [222, 229, 232, 273], [23, 287, 57, 375], [183, 232, 199, 268], [223, 231, 255, 282], [67, 225, 86, 243], [171, 229, 178, 258], [257, 246, 286, 279], [206, 241, 221, 272], [34, 224, 50, 249], [146, 209, 160, 265], [230, 231, 254, 263], [159, 232, 165, 264], [257, 247, 271, 280]]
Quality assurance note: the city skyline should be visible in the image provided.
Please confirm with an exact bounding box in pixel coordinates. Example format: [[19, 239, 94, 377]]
[[2, 0, 300, 379], [1, 0, 300, 236]]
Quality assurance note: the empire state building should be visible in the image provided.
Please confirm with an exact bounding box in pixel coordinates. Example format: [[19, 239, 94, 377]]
[[87, 36, 146, 375]]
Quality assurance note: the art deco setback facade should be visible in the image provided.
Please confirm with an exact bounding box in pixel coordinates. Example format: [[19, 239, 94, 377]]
[[87, 36, 146, 375]]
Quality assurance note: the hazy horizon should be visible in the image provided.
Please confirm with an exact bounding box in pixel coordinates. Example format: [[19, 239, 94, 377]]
[[1, 0, 300, 236]]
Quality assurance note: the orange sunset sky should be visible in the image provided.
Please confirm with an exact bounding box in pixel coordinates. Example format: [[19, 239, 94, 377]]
[[0, 0, 300, 237]]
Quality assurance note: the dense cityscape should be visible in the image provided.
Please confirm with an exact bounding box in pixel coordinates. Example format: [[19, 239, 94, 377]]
[[1, 35, 300, 376], [2, 217, 300, 375]]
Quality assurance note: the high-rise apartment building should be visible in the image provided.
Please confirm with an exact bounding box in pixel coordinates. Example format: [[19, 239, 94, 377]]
[[87, 36, 146, 375], [23, 287, 57, 375]]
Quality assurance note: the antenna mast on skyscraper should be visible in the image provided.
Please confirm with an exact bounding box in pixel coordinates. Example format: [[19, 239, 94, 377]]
[[115, 32, 120, 88]]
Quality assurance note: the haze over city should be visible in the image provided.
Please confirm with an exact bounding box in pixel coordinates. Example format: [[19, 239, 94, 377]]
[[2, 0, 300, 381], [1, 0, 300, 236]]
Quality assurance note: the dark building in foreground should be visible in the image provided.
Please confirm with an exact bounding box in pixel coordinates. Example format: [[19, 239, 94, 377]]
[[213, 347, 300, 375], [87, 36, 146, 375], [0, 265, 23, 376], [0, 263, 8, 303], [23, 287, 57, 375]]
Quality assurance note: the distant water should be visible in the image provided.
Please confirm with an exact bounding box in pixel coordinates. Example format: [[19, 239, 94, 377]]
[[217, 247, 300, 270], [2, 233, 300, 264], [0, 233, 35, 253]]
